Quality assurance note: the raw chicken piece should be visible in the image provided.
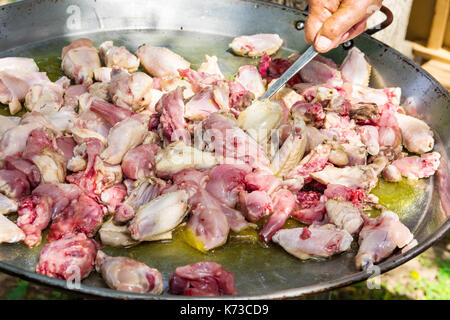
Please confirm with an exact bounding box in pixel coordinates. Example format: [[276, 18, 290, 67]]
[[235, 65, 265, 99], [0, 193, 18, 215], [391, 152, 441, 180], [359, 125, 380, 156], [244, 168, 281, 194], [31, 183, 82, 219], [286, 143, 332, 180], [136, 45, 190, 77], [36, 233, 99, 280], [100, 114, 149, 165], [186, 189, 230, 251], [310, 164, 379, 191], [272, 224, 353, 260], [340, 47, 371, 86], [121, 143, 160, 180], [99, 41, 140, 73], [346, 85, 401, 106], [155, 141, 218, 177], [291, 191, 326, 225], [99, 218, 138, 247], [300, 60, 343, 88], [108, 69, 155, 111], [291, 101, 326, 127], [271, 120, 307, 178], [96, 251, 163, 294], [0, 169, 31, 199], [17, 195, 52, 247], [4, 155, 41, 188], [71, 105, 112, 144], [44, 110, 77, 133], [178, 68, 223, 93], [100, 184, 127, 213], [159, 77, 194, 99], [228, 80, 255, 116], [323, 184, 364, 205], [229, 34, 283, 57], [24, 76, 70, 114], [157, 87, 190, 144], [61, 38, 101, 84], [115, 179, 161, 223], [260, 189, 297, 242], [0, 115, 19, 136], [205, 164, 251, 208], [238, 190, 272, 222], [203, 112, 270, 169], [198, 55, 225, 79], [325, 199, 364, 235], [355, 211, 414, 269], [171, 168, 209, 198], [382, 164, 402, 182], [184, 88, 220, 121], [169, 262, 237, 296], [22, 128, 67, 184], [0, 58, 44, 114], [62, 84, 88, 110], [90, 99, 136, 126], [55, 136, 76, 162], [128, 190, 188, 241], [237, 99, 284, 145], [0, 57, 38, 74], [48, 193, 104, 242], [93, 67, 113, 83], [395, 113, 434, 154], [0, 213, 25, 244]]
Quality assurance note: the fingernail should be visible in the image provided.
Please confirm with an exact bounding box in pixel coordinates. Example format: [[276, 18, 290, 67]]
[[316, 36, 332, 51]]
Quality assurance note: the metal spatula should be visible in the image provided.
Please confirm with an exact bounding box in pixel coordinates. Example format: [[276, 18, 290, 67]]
[[259, 45, 318, 100]]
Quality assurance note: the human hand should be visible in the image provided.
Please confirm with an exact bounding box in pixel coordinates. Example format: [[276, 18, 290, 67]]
[[305, 0, 383, 53]]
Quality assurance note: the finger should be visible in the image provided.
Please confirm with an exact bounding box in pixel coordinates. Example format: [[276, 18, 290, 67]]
[[315, 0, 381, 52], [304, 0, 339, 45], [340, 18, 369, 43]]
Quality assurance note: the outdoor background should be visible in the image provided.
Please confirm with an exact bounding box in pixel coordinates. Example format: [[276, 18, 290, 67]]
[[0, 0, 448, 300]]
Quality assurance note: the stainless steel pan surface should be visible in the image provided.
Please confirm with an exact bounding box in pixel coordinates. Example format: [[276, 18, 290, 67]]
[[0, 0, 448, 299]]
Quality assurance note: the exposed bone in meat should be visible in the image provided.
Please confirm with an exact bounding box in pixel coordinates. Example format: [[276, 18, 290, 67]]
[[96, 251, 163, 294], [239, 190, 272, 222]]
